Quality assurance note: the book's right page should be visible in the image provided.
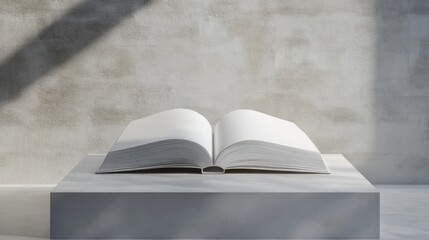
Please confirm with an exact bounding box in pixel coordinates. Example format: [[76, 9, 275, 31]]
[[214, 110, 329, 173]]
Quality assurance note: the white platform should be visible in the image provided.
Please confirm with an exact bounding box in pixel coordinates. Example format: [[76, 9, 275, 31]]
[[3, 185, 428, 239], [51, 154, 380, 239]]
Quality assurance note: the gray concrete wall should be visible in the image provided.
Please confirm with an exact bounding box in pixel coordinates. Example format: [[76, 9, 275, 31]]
[[0, 0, 428, 184]]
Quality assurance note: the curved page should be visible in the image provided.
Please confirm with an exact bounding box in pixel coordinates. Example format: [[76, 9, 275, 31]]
[[98, 139, 212, 173], [214, 109, 320, 158], [110, 108, 213, 158]]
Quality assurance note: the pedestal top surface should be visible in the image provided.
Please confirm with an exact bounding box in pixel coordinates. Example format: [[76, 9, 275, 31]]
[[53, 154, 377, 193]]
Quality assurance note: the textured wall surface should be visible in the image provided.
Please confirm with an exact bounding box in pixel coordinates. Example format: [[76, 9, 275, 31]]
[[0, 0, 428, 183]]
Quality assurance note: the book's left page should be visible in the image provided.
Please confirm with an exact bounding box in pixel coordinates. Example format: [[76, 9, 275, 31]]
[[97, 109, 213, 173]]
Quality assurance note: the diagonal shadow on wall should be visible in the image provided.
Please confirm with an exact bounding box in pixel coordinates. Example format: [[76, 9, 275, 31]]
[[0, 0, 151, 104]]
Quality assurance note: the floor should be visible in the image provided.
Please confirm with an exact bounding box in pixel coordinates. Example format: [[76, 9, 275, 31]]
[[0, 185, 428, 239]]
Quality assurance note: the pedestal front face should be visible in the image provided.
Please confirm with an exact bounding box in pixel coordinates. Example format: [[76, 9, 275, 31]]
[[51, 154, 380, 239]]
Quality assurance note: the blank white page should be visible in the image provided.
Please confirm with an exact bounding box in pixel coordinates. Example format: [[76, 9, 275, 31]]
[[110, 109, 213, 158], [214, 110, 320, 158]]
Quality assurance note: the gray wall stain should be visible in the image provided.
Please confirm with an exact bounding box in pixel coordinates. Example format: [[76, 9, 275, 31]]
[[0, 0, 428, 183], [371, 0, 429, 183]]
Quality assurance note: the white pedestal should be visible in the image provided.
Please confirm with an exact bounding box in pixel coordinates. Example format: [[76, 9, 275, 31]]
[[51, 154, 379, 239]]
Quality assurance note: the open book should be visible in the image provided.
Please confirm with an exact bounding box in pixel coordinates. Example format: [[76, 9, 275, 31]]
[[97, 109, 329, 174]]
